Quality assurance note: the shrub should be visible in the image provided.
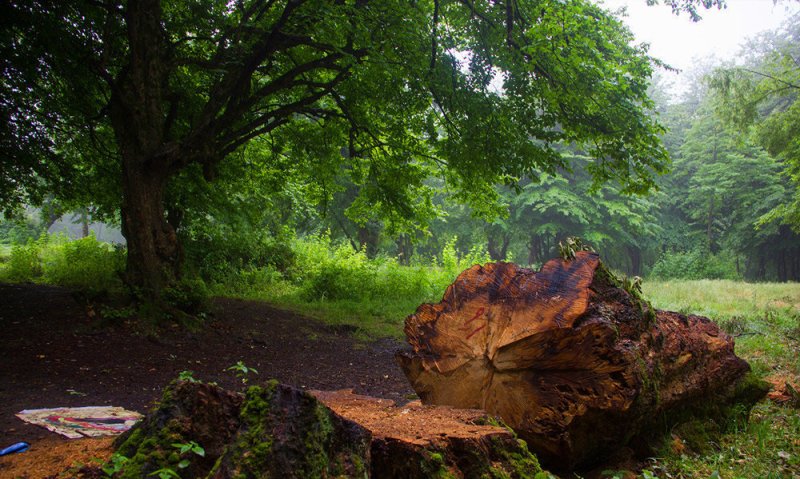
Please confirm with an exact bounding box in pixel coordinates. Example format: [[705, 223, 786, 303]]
[[3, 239, 44, 281], [162, 277, 211, 315], [649, 249, 741, 281], [185, 228, 295, 282], [303, 241, 376, 301], [291, 234, 490, 304], [42, 234, 125, 291], [0, 213, 46, 245]]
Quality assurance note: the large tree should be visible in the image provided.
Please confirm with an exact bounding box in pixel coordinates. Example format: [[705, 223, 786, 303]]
[[3, 0, 712, 303]]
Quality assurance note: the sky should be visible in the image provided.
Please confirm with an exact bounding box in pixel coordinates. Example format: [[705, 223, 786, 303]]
[[600, 0, 799, 97]]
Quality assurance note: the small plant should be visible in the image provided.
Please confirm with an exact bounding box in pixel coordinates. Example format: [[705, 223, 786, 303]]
[[146, 441, 206, 478], [600, 470, 626, 479], [100, 305, 137, 320], [102, 452, 129, 476], [177, 370, 198, 383], [227, 360, 258, 384], [149, 467, 182, 479], [173, 440, 205, 469], [558, 236, 594, 260], [622, 275, 643, 295]]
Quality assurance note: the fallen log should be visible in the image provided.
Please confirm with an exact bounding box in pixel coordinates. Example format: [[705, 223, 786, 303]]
[[107, 380, 549, 478], [397, 251, 768, 469]]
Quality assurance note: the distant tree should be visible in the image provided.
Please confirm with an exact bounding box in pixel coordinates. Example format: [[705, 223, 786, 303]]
[[662, 96, 799, 280], [507, 155, 659, 273], [2, 0, 674, 307], [710, 12, 800, 232]]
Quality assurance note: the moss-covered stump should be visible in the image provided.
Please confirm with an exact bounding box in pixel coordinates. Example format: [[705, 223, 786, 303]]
[[113, 380, 243, 478], [313, 389, 547, 478], [108, 381, 546, 478], [110, 380, 370, 478], [210, 381, 371, 478], [397, 252, 768, 470]]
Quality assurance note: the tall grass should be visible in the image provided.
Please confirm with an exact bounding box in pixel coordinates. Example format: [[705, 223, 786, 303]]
[[0, 233, 125, 292], [212, 235, 490, 338], [643, 279, 800, 478]]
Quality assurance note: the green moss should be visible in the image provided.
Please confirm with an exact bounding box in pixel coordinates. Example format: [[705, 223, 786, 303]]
[[214, 380, 368, 478], [673, 419, 720, 455], [297, 402, 336, 477], [226, 382, 278, 475], [472, 416, 547, 478], [113, 428, 182, 479], [493, 438, 544, 479], [419, 450, 456, 479]]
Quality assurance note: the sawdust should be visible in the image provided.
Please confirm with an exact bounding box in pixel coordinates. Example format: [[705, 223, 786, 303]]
[[0, 437, 113, 479], [313, 389, 508, 446]]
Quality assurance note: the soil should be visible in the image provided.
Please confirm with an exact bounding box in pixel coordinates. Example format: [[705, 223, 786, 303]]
[[0, 282, 415, 478]]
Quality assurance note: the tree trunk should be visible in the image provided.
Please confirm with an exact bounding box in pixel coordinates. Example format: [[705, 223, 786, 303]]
[[487, 232, 510, 261], [79, 208, 90, 238], [108, 0, 181, 301], [397, 252, 767, 469], [626, 244, 642, 276], [396, 234, 413, 265], [357, 221, 381, 258], [119, 161, 180, 300]]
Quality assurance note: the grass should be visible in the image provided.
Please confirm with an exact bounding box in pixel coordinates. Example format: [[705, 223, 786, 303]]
[[642, 279, 800, 479], [0, 233, 125, 292], [209, 235, 487, 340], [643, 279, 800, 319], [210, 263, 456, 340]]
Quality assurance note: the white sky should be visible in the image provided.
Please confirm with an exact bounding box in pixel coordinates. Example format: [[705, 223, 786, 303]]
[[600, 0, 799, 97]]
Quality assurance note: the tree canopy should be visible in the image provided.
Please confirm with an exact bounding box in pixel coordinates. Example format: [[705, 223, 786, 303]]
[[710, 12, 800, 232], [3, 0, 725, 301]]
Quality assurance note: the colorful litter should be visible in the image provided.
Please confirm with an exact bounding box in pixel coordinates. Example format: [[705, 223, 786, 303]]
[[16, 406, 142, 439]]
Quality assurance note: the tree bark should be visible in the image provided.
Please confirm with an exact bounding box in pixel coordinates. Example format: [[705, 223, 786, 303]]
[[109, 0, 181, 300], [397, 252, 767, 469], [119, 162, 180, 299], [626, 244, 641, 276]]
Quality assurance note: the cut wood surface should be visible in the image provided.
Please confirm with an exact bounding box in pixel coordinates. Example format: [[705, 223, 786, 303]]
[[313, 389, 545, 478], [398, 252, 765, 469]]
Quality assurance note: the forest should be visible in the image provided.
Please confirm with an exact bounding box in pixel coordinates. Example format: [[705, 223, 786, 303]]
[[0, 0, 799, 478], [2, 4, 799, 288]]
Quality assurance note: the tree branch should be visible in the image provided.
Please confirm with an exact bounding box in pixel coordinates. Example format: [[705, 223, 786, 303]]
[[739, 67, 800, 90]]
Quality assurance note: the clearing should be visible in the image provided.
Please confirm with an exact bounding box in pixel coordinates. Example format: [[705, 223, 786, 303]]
[[0, 282, 414, 477]]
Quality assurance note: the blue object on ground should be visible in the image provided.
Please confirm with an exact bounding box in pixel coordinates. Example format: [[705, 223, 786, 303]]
[[0, 442, 29, 456]]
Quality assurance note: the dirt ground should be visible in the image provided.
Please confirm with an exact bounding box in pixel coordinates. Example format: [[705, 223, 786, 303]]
[[0, 282, 415, 477]]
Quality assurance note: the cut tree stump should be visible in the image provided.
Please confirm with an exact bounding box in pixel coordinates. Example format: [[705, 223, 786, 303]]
[[397, 251, 768, 469], [106, 380, 548, 478], [313, 389, 545, 478]]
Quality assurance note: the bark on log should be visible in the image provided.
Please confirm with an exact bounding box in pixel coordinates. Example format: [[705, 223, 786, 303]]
[[109, 380, 548, 478], [397, 252, 768, 469]]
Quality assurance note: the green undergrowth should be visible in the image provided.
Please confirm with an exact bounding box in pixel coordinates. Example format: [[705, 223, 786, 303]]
[[639, 280, 800, 479], [210, 234, 491, 339], [0, 233, 125, 293]]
